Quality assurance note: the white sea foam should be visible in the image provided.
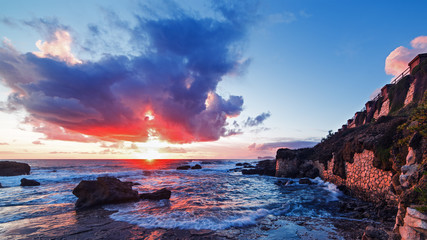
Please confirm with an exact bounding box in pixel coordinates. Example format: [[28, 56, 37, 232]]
[[312, 177, 342, 201], [108, 206, 270, 230]]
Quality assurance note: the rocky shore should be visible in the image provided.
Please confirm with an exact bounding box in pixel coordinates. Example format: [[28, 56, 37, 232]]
[[0, 206, 394, 240]]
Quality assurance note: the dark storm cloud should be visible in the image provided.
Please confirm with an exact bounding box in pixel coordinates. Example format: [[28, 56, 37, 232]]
[[0, 1, 258, 143]]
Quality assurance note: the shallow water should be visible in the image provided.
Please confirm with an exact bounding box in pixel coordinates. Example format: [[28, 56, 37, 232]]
[[0, 159, 343, 232]]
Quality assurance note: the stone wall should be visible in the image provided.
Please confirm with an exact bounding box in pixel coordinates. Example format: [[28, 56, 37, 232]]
[[377, 98, 390, 118], [404, 78, 416, 107], [316, 150, 397, 204]]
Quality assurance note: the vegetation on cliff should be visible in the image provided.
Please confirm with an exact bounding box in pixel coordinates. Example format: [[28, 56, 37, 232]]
[[276, 59, 427, 207]]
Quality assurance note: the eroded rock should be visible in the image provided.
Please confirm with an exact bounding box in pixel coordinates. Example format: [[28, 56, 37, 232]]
[[72, 177, 139, 210]]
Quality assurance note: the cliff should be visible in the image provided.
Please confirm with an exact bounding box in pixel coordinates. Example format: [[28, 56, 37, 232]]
[[276, 54, 427, 239]]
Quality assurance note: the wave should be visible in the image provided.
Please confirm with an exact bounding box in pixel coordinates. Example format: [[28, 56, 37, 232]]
[[108, 205, 270, 230]]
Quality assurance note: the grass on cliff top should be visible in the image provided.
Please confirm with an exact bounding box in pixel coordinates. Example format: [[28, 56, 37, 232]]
[[397, 91, 427, 140]]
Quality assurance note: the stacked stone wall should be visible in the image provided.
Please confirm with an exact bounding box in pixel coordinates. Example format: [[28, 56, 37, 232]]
[[317, 155, 345, 186], [346, 150, 396, 203], [316, 150, 397, 204]]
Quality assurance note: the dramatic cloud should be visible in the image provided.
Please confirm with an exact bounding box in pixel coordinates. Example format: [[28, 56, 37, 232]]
[[244, 112, 271, 127], [0, 2, 257, 144], [385, 36, 427, 76], [248, 140, 318, 151]]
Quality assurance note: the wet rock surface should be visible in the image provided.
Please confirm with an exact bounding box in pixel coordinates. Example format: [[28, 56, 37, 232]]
[[0, 161, 31, 176], [0, 208, 395, 240], [72, 177, 139, 210], [176, 165, 191, 170], [20, 178, 40, 186], [139, 188, 171, 200], [298, 178, 315, 185]]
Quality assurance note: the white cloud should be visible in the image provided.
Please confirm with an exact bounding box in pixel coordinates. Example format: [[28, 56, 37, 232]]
[[385, 36, 427, 76]]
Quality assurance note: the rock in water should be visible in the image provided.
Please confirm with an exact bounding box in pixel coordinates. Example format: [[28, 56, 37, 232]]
[[20, 178, 40, 186], [241, 160, 276, 176], [299, 178, 314, 185], [0, 161, 30, 176], [72, 177, 139, 210], [0, 182, 2, 188], [139, 188, 171, 200], [177, 165, 191, 170], [191, 164, 202, 169]]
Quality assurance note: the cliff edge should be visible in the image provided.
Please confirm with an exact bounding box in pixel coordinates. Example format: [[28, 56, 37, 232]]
[[276, 54, 427, 239]]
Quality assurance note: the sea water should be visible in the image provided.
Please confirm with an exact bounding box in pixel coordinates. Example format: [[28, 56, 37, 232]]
[[0, 159, 343, 231]]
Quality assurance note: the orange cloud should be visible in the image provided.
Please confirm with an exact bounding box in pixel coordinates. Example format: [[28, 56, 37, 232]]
[[33, 30, 82, 65], [385, 36, 427, 76]]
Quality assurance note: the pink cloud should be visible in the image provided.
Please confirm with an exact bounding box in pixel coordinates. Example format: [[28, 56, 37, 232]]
[[32, 140, 43, 145], [385, 36, 427, 76], [33, 30, 82, 65], [28, 118, 99, 143]]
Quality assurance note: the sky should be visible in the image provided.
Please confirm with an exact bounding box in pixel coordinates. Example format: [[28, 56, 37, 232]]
[[0, 0, 426, 159]]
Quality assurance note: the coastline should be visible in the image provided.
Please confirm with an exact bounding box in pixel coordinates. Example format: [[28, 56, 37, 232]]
[[0, 205, 394, 240]]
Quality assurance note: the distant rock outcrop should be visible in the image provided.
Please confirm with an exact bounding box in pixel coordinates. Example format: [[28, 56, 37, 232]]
[[72, 177, 139, 210], [139, 188, 171, 200], [0, 161, 30, 176], [177, 165, 191, 170], [20, 178, 40, 186], [276, 148, 319, 178], [191, 164, 202, 169], [0, 182, 2, 188], [242, 160, 276, 176]]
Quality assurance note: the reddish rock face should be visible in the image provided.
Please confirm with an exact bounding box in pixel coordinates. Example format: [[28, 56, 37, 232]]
[[72, 177, 139, 210], [0, 161, 30, 176]]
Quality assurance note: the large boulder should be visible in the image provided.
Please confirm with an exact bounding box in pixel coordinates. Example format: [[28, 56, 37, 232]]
[[0, 161, 30, 176], [140, 188, 171, 200], [72, 177, 139, 210], [20, 178, 40, 186]]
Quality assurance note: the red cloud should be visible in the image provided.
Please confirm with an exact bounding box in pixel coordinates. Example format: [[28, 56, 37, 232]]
[[385, 36, 427, 76]]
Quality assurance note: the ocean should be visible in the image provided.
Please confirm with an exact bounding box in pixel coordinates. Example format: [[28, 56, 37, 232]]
[[0, 159, 344, 235]]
